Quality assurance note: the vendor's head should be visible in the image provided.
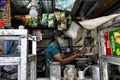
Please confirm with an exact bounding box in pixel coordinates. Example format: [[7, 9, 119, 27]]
[[52, 30, 65, 45], [0, 21, 5, 29]]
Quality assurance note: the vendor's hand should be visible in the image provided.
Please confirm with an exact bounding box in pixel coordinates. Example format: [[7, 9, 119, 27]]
[[73, 50, 79, 54], [75, 52, 84, 58]]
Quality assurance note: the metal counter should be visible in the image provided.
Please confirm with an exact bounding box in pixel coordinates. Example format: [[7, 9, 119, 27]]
[[37, 77, 92, 80], [37, 77, 50, 80], [37, 77, 64, 80]]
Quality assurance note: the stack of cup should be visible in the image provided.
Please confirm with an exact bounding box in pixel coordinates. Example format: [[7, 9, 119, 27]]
[[78, 71, 84, 80]]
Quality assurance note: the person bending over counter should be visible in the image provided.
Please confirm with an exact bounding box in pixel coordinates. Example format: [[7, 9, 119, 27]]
[[45, 30, 83, 76]]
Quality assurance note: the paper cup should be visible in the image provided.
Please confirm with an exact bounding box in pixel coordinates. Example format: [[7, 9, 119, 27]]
[[78, 71, 84, 79]]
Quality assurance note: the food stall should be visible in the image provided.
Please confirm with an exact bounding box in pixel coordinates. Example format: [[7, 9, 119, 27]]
[[36, 12, 120, 80], [1, 0, 120, 80]]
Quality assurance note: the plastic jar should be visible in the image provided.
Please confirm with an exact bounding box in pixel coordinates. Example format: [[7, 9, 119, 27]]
[[50, 62, 61, 80], [64, 65, 77, 80]]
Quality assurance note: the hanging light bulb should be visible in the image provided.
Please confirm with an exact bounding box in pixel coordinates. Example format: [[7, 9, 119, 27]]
[[28, 0, 38, 18], [29, 6, 38, 18]]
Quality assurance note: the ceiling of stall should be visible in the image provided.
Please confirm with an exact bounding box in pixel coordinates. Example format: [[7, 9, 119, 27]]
[[10, 0, 120, 19]]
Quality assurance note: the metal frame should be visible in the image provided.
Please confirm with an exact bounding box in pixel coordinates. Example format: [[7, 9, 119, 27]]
[[99, 27, 120, 80], [0, 29, 37, 80]]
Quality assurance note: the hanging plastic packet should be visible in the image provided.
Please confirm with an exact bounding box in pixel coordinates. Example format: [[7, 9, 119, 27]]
[[61, 23, 66, 30], [65, 2, 75, 11], [48, 13, 55, 28], [61, 12, 65, 23], [54, 11, 61, 22], [61, 12, 67, 30], [55, 0, 76, 11], [48, 19, 54, 28], [41, 13, 48, 25], [48, 13, 54, 20], [65, 21, 81, 39]]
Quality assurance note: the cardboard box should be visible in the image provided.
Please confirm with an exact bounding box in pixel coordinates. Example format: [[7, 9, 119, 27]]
[[109, 28, 120, 56]]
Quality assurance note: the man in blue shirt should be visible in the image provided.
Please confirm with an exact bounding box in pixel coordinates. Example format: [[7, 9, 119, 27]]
[[45, 30, 83, 76], [46, 43, 61, 60]]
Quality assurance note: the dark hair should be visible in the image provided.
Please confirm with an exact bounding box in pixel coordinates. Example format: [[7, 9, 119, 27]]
[[51, 30, 64, 42], [47, 30, 64, 53]]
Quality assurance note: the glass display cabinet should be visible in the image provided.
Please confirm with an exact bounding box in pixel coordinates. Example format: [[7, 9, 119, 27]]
[[0, 29, 37, 80], [99, 27, 120, 80]]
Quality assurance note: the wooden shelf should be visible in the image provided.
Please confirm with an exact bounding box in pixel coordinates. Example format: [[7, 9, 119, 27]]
[[25, 24, 57, 30]]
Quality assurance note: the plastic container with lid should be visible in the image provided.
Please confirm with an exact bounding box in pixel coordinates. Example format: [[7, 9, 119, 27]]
[[50, 62, 61, 80], [64, 65, 77, 80]]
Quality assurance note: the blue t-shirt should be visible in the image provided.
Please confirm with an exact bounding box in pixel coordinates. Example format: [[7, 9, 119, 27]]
[[46, 43, 61, 60]]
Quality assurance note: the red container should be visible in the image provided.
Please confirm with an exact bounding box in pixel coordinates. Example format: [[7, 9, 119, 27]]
[[104, 32, 112, 55]]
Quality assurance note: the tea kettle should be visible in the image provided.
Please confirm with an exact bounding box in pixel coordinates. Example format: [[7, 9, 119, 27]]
[[78, 65, 100, 80]]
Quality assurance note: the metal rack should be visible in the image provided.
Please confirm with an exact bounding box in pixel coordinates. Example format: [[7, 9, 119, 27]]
[[0, 29, 37, 80], [99, 27, 120, 80]]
